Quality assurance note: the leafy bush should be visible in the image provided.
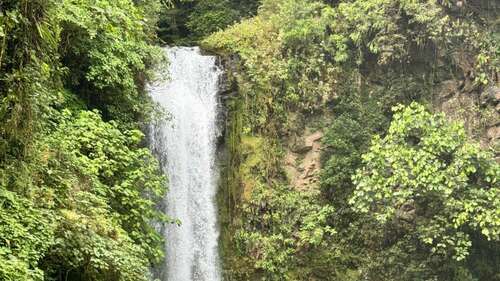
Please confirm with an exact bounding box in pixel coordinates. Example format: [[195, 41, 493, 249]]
[[235, 184, 335, 280], [205, 0, 498, 134], [40, 109, 167, 279], [58, 0, 165, 123], [321, 91, 389, 206], [0, 1, 168, 279], [187, 0, 240, 38], [208, 1, 498, 279], [350, 103, 499, 279], [158, 0, 258, 44], [0, 190, 54, 281]]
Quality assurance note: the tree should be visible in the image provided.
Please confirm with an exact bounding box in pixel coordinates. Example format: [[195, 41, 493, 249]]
[[1, 1, 168, 279], [350, 103, 499, 276], [40, 110, 167, 280]]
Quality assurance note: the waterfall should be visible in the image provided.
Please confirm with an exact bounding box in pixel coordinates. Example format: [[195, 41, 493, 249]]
[[148, 47, 223, 281]]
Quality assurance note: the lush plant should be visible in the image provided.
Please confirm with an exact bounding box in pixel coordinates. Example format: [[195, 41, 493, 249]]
[[0, 190, 55, 281], [204, 0, 338, 134], [43, 110, 167, 264], [350, 103, 499, 279], [188, 0, 241, 41], [0, 0, 63, 159], [235, 184, 335, 280], [205, 0, 498, 135], [58, 0, 165, 123], [209, 1, 499, 280], [2, 0, 499, 280], [0, 0, 169, 280], [0, 109, 168, 281], [158, 0, 258, 44], [321, 89, 389, 205], [46, 192, 153, 281]]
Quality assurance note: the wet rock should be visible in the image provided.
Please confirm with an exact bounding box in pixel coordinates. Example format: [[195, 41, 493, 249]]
[[293, 143, 313, 153], [438, 80, 459, 101], [285, 130, 323, 191], [305, 131, 323, 147], [480, 86, 500, 107], [487, 126, 500, 142]]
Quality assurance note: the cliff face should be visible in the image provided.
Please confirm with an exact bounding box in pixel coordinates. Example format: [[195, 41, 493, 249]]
[[216, 64, 499, 281], [206, 0, 499, 279], [436, 82, 499, 153]]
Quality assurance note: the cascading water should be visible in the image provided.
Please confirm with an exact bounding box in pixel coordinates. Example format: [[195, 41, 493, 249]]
[[148, 47, 223, 281]]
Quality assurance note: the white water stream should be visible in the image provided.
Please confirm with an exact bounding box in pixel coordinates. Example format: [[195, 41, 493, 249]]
[[148, 47, 222, 281]]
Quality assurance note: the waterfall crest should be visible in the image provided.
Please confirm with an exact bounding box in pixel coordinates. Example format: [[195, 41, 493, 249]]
[[148, 47, 222, 281]]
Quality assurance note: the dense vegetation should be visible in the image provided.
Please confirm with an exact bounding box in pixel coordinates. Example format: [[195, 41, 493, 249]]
[[204, 0, 499, 280], [157, 0, 259, 44], [0, 0, 169, 280], [1, 0, 499, 280]]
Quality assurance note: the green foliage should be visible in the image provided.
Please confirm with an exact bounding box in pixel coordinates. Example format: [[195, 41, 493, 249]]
[[158, 0, 258, 44], [205, 0, 498, 134], [0, 0, 63, 159], [350, 103, 499, 278], [58, 0, 164, 123], [49, 193, 152, 281], [43, 110, 167, 264], [187, 0, 243, 38], [211, 0, 499, 280], [157, 0, 195, 44], [0, 0, 168, 280], [0, 190, 55, 281], [204, 0, 338, 134], [0, 109, 168, 281], [0, 0, 166, 152], [235, 184, 335, 280], [321, 90, 389, 206], [2, 0, 499, 280]]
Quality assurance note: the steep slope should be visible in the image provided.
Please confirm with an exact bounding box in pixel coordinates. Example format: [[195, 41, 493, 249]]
[[204, 0, 499, 280]]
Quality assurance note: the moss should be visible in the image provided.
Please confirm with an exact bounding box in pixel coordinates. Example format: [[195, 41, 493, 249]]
[[239, 136, 266, 200], [217, 87, 285, 279], [212, 1, 499, 278], [217, 96, 250, 279]]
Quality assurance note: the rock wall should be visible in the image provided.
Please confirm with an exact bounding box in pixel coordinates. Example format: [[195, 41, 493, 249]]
[[436, 81, 499, 158], [285, 130, 323, 191]]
